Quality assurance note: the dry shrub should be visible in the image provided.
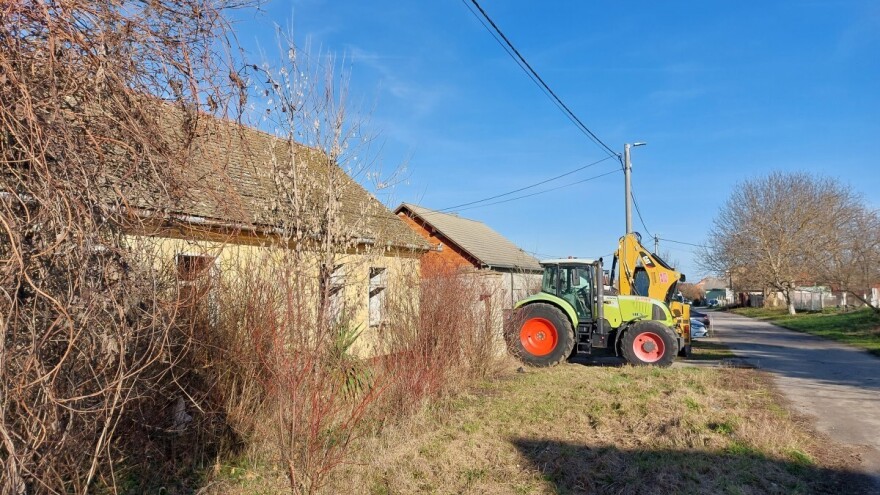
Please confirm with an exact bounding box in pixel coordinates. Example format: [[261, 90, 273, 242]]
[[187, 252, 511, 494], [198, 254, 508, 494], [0, 1, 248, 492], [377, 261, 504, 420], [201, 251, 381, 495]]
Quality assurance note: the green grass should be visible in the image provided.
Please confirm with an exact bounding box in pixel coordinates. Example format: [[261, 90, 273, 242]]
[[731, 307, 880, 356], [690, 339, 737, 361]]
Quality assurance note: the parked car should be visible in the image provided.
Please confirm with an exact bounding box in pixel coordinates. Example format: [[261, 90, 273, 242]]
[[690, 319, 709, 338], [690, 309, 710, 327]]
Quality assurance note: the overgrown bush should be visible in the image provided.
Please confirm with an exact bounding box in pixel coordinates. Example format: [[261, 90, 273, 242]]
[[188, 252, 506, 494], [1, 4, 506, 492], [0, 1, 246, 492], [377, 262, 504, 420], [211, 254, 380, 494]]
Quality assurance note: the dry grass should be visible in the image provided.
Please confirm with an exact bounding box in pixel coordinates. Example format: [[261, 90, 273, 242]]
[[181, 328, 871, 494], [319, 361, 870, 495]]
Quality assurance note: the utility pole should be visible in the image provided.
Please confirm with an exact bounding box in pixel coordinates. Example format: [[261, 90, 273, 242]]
[[623, 143, 632, 233], [623, 142, 646, 234], [654, 234, 659, 254]]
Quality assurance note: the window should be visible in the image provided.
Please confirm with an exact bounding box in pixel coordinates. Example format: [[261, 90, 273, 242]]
[[320, 263, 346, 322], [541, 265, 558, 295], [368, 267, 386, 327], [559, 266, 593, 321], [633, 268, 650, 297], [176, 253, 219, 327]]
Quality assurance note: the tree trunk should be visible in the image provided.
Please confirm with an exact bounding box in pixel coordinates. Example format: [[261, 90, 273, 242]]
[[782, 288, 796, 315], [847, 291, 880, 314]]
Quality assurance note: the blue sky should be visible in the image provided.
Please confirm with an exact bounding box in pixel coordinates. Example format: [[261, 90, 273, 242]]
[[232, 1, 880, 280]]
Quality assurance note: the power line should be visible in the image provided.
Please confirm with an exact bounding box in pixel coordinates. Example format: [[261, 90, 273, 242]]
[[662, 245, 704, 256], [523, 249, 563, 259], [454, 168, 619, 212], [461, 0, 619, 159], [630, 188, 653, 239], [418, 167, 620, 216], [439, 156, 614, 211], [629, 187, 708, 252], [657, 238, 708, 249], [525, 249, 615, 261]]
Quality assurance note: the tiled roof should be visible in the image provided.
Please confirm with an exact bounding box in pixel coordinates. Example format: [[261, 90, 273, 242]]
[[395, 203, 541, 272], [696, 277, 728, 290], [120, 110, 429, 251]]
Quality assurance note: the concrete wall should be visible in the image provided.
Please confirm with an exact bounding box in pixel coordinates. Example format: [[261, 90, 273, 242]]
[[457, 268, 541, 355]]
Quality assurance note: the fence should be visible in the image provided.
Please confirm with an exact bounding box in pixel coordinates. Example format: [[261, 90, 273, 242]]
[[766, 288, 879, 311], [790, 290, 835, 311]]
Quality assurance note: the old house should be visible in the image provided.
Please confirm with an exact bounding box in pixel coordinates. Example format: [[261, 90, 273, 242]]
[[125, 113, 430, 355], [394, 203, 542, 307]]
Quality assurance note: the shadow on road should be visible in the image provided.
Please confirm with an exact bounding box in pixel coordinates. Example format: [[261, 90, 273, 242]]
[[511, 438, 875, 494], [714, 312, 880, 391]]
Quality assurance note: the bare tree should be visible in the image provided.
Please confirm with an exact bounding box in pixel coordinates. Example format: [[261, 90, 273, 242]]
[[678, 282, 705, 303], [702, 172, 856, 315], [655, 249, 679, 271], [234, 30, 396, 493], [816, 206, 880, 312]]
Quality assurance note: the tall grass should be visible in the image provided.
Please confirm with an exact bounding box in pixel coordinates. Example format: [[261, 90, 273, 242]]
[[200, 255, 505, 493], [375, 262, 504, 420]]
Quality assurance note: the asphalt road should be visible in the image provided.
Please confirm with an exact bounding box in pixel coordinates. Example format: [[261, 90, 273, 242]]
[[709, 310, 880, 491]]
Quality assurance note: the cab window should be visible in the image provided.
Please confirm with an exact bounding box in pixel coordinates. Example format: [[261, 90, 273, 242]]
[[560, 266, 593, 320], [541, 265, 558, 295]]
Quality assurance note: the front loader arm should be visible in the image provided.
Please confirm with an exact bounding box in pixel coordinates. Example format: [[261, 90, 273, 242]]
[[613, 232, 684, 304]]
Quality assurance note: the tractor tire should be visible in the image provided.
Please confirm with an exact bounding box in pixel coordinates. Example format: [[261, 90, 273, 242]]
[[506, 303, 574, 367], [620, 320, 678, 367]]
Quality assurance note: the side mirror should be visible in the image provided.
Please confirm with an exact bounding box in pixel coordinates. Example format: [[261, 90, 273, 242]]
[[679, 274, 686, 282]]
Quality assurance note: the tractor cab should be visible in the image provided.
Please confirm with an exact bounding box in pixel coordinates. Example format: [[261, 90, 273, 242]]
[[539, 259, 601, 323]]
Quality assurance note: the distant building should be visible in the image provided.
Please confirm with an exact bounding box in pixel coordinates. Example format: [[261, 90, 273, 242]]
[[695, 276, 728, 292]]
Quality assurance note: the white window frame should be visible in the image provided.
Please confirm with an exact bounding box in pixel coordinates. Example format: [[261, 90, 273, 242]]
[[368, 267, 387, 327], [321, 263, 346, 323]]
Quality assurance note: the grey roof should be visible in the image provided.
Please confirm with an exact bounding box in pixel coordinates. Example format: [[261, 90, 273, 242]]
[[396, 203, 542, 272], [117, 107, 429, 251]]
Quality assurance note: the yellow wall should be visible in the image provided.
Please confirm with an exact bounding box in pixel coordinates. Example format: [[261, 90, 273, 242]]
[[125, 224, 421, 357]]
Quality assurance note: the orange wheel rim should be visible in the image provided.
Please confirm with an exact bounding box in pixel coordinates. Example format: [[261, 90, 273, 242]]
[[632, 331, 665, 363], [520, 317, 558, 356]]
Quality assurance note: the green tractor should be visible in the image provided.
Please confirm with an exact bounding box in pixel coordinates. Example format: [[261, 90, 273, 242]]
[[506, 258, 683, 367]]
